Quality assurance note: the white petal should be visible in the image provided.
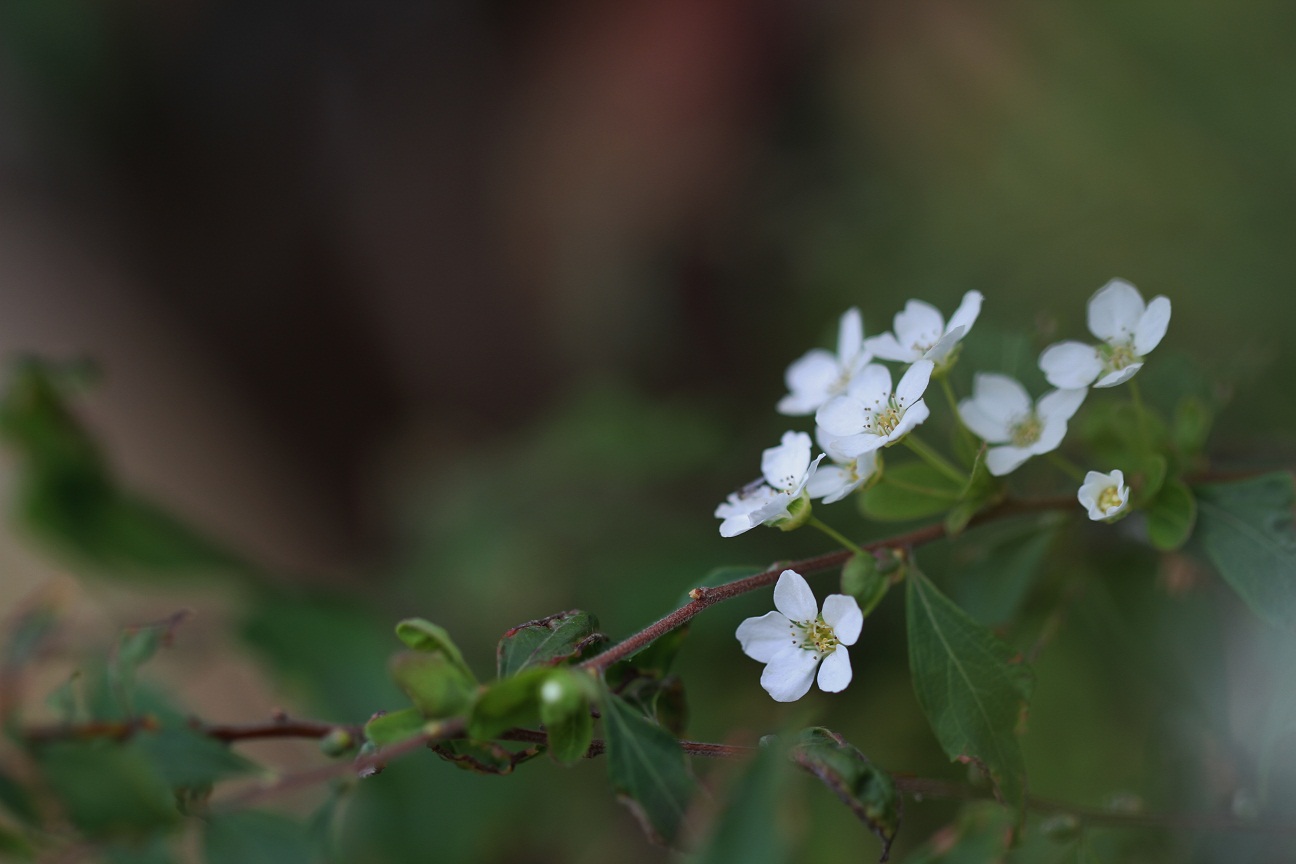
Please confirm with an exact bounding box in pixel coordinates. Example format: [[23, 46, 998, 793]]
[[887, 399, 930, 442], [1133, 296, 1171, 356], [1094, 363, 1142, 388], [1110, 469, 1125, 487], [718, 513, 758, 537], [864, 332, 917, 363], [1039, 342, 1103, 389], [1037, 387, 1087, 425], [958, 397, 1011, 443], [825, 431, 885, 458], [760, 648, 819, 702], [844, 363, 893, 403], [761, 432, 813, 491], [837, 308, 864, 362], [893, 300, 945, 351], [816, 648, 852, 693], [773, 570, 818, 621], [821, 594, 863, 645], [736, 611, 797, 663], [806, 464, 853, 502], [816, 395, 868, 438], [985, 445, 1033, 476], [778, 351, 838, 415], [923, 326, 965, 364], [969, 373, 1032, 425], [895, 360, 934, 408], [946, 290, 983, 335], [1087, 279, 1145, 342]]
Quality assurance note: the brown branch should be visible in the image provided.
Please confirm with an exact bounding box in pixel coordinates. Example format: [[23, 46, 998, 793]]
[[579, 495, 1075, 672], [497, 727, 752, 760], [195, 711, 363, 743]]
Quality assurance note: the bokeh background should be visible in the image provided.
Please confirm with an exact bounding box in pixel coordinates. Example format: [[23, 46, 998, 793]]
[[1, 1, 1295, 861]]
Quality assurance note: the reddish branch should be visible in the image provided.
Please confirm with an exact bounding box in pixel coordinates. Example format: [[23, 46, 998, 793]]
[[578, 494, 1075, 672]]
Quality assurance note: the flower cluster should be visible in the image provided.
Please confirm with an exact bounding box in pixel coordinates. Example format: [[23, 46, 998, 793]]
[[719, 279, 1171, 700], [718, 292, 983, 538]]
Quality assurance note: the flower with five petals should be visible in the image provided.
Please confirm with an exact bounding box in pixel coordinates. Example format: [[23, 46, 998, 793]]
[[715, 432, 824, 537], [1077, 470, 1130, 521], [778, 308, 874, 416], [1039, 279, 1171, 389], [957, 373, 1086, 476], [736, 569, 863, 701], [814, 361, 934, 458], [866, 291, 983, 371]]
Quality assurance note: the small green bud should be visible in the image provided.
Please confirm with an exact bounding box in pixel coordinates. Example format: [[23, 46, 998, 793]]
[[774, 495, 813, 532], [318, 727, 355, 757]]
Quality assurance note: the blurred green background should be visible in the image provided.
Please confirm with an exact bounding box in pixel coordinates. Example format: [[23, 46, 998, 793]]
[[1, 0, 1295, 861]]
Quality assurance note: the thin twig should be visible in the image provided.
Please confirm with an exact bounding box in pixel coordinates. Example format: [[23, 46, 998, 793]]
[[579, 495, 1075, 672]]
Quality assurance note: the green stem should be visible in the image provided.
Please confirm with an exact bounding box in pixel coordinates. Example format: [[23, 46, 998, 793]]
[[1048, 452, 1085, 482], [942, 376, 978, 451], [1129, 377, 1151, 442], [809, 517, 866, 557], [903, 435, 968, 486]]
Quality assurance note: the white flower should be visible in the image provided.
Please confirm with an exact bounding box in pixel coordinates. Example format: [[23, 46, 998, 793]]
[[866, 291, 983, 369], [778, 308, 874, 416], [957, 373, 1087, 476], [1077, 470, 1130, 521], [735, 569, 863, 702], [806, 427, 879, 504], [1039, 279, 1171, 389], [814, 361, 933, 458], [715, 432, 824, 537]]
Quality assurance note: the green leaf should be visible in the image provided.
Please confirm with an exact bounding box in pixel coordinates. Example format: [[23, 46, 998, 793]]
[[393, 619, 473, 680], [614, 673, 689, 737], [133, 727, 255, 789], [1172, 395, 1213, 462], [364, 707, 428, 747], [496, 610, 602, 678], [467, 667, 551, 740], [601, 685, 697, 847], [0, 767, 38, 825], [1146, 480, 1196, 551], [37, 742, 178, 837], [906, 564, 1032, 813], [110, 613, 186, 714], [203, 811, 314, 864], [949, 516, 1062, 627], [390, 651, 476, 719], [538, 669, 596, 765], [860, 461, 962, 522], [787, 728, 900, 862], [1194, 473, 1296, 629], [1124, 453, 1168, 506], [841, 553, 890, 618], [690, 735, 790, 864]]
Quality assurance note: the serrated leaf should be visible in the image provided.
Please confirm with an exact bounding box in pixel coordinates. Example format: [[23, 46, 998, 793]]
[[393, 619, 473, 680], [364, 707, 427, 747], [1194, 473, 1296, 629], [906, 564, 1032, 813], [390, 651, 476, 719], [467, 667, 550, 740], [950, 516, 1061, 627], [861, 461, 961, 522], [496, 610, 601, 678], [690, 735, 790, 864], [788, 728, 900, 862], [203, 811, 314, 864], [37, 742, 178, 838], [1146, 480, 1196, 551], [133, 727, 255, 789], [601, 686, 697, 847]]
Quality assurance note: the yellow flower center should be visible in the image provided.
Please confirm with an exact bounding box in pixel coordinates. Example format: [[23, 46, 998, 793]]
[[1010, 414, 1042, 448], [800, 616, 839, 656], [1097, 485, 1123, 512], [1102, 341, 1138, 372], [874, 404, 901, 436]]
